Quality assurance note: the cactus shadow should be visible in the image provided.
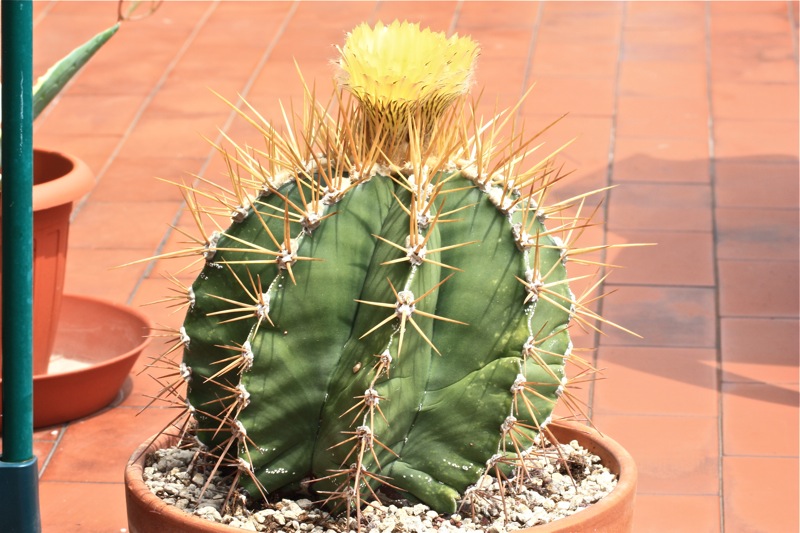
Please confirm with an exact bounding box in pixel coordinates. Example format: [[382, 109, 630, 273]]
[[581, 152, 799, 408]]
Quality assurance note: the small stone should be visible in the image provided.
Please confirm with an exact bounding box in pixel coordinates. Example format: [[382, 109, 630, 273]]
[[194, 505, 222, 522], [296, 498, 314, 510], [412, 504, 428, 516]]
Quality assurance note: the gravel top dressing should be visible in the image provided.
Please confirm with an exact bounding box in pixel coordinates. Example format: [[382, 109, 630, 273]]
[[143, 437, 617, 532]]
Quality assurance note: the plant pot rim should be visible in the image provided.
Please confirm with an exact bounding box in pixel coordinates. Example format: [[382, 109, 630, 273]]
[[31, 147, 94, 211], [125, 420, 637, 532], [0, 293, 151, 428], [33, 293, 152, 380]]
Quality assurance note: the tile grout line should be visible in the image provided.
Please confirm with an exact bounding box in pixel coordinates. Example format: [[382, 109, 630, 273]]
[[31, 0, 56, 27], [589, 1, 627, 421], [68, 1, 223, 224], [704, 3, 725, 531], [446, 0, 463, 36], [126, 0, 301, 306], [37, 424, 67, 479], [518, 0, 544, 105]]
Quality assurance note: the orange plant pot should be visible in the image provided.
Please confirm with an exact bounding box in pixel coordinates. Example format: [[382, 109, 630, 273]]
[[124, 421, 637, 532], [0, 148, 94, 375]]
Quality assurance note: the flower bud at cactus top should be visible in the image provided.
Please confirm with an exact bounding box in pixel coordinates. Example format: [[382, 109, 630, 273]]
[[160, 20, 607, 517]]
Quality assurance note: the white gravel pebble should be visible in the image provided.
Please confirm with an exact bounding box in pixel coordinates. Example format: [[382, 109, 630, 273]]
[[143, 438, 617, 531]]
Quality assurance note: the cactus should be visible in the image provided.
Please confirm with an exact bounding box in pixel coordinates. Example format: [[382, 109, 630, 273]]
[[146, 20, 631, 522]]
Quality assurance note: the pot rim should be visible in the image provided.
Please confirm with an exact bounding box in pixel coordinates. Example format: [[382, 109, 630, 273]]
[[31, 147, 94, 212]]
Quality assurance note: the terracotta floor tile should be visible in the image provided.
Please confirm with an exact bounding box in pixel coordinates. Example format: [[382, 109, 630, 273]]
[[623, 26, 706, 53], [39, 480, 129, 533], [619, 61, 707, 99], [722, 382, 799, 457], [711, 1, 790, 16], [606, 229, 715, 286], [465, 29, 534, 67], [625, 0, 706, 27], [613, 137, 710, 183], [476, 57, 533, 97], [63, 29, 210, 98], [40, 406, 176, 483], [69, 201, 180, 251], [715, 160, 800, 209], [33, 440, 56, 474], [607, 182, 712, 232], [121, 114, 227, 160], [599, 285, 717, 348], [34, 426, 64, 442], [89, 156, 207, 203], [531, 41, 619, 79], [522, 77, 617, 117], [520, 115, 613, 174], [591, 414, 719, 494], [718, 260, 800, 318], [710, 2, 794, 32], [36, 93, 147, 137], [633, 494, 720, 533], [715, 207, 799, 261], [373, 1, 457, 30], [713, 118, 799, 162], [712, 81, 799, 121], [607, 182, 713, 232], [538, 2, 624, 44], [456, 1, 539, 30], [710, 32, 798, 84], [63, 248, 151, 303], [622, 31, 706, 63], [593, 346, 718, 417], [723, 456, 799, 533], [616, 96, 709, 140], [721, 318, 800, 383], [547, 159, 611, 208]]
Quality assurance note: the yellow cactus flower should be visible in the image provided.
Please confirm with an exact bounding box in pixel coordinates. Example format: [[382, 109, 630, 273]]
[[336, 20, 480, 163]]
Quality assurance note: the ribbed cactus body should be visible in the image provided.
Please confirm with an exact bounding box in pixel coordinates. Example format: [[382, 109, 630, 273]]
[[181, 165, 572, 512], [125, 20, 634, 523]]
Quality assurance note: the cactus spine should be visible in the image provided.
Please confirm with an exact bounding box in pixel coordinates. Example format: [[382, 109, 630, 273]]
[[147, 21, 622, 521]]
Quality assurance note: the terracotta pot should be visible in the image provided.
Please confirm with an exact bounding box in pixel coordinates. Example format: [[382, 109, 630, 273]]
[[125, 421, 637, 532], [517, 422, 637, 532], [0, 148, 94, 375], [0, 293, 151, 428]]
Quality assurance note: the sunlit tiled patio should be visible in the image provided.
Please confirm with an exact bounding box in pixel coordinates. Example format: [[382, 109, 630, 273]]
[[2, 1, 798, 531]]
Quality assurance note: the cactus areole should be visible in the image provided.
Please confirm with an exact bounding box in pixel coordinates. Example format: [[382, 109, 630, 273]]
[[156, 21, 615, 517]]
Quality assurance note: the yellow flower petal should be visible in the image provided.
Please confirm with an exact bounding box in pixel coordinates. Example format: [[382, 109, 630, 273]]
[[336, 21, 480, 163]]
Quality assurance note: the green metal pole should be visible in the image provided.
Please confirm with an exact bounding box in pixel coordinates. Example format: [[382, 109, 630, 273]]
[[1, 0, 41, 531]]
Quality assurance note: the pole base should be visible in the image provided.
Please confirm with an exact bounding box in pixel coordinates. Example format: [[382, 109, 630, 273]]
[[0, 457, 41, 533]]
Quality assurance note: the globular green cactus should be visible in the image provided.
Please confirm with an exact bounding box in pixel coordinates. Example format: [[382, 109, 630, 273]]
[[147, 20, 626, 522]]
